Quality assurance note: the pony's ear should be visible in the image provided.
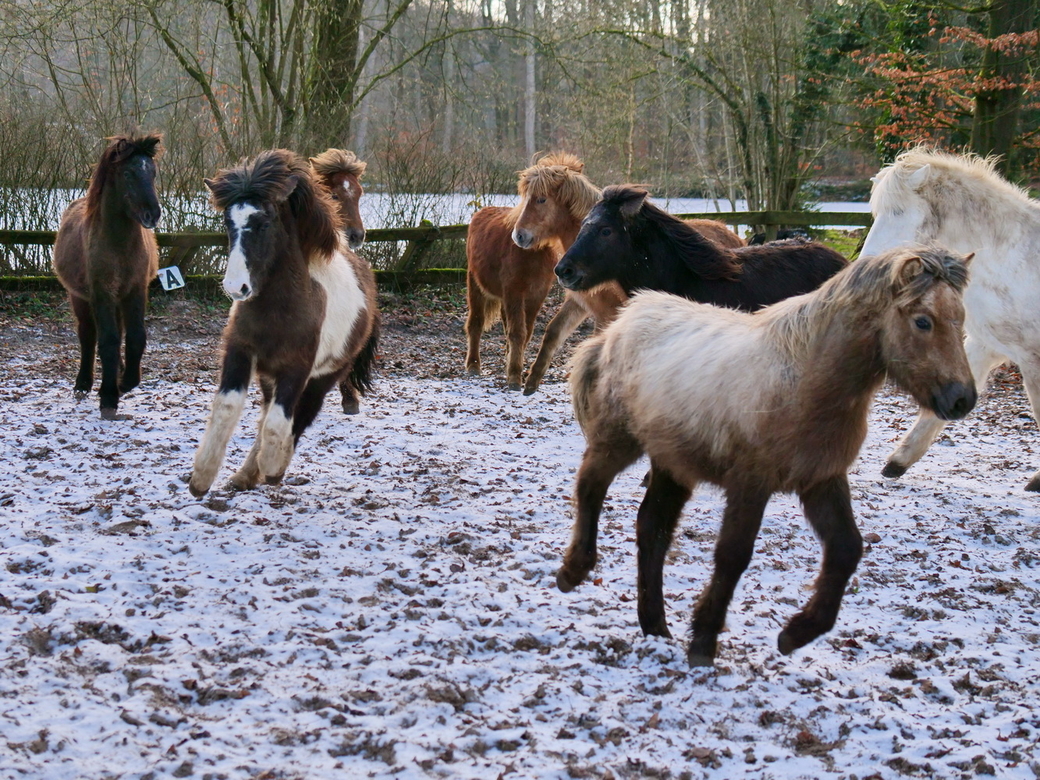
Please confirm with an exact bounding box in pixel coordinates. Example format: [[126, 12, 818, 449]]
[[962, 251, 975, 268], [203, 178, 217, 193], [907, 164, 931, 190], [274, 174, 300, 203], [618, 189, 648, 219], [897, 254, 925, 285]]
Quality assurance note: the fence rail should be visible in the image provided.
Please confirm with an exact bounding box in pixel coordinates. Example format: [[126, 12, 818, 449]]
[[0, 211, 872, 280]]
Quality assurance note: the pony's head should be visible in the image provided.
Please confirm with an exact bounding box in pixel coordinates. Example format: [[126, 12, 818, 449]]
[[86, 131, 163, 229], [205, 149, 341, 302], [512, 152, 601, 250], [555, 185, 740, 292], [310, 148, 367, 250], [860, 148, 1028, 258], [843, 245, 976, 421]]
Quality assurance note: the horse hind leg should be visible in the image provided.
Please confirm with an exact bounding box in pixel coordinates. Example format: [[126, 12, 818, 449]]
[[883, 337, 1003, 478], [523, 295, 589, 395], [778, 475, 862, 655], [70, 295, 96, 399], [636, 464, 692, 638], [1015, 359, 1040, 491], [687, 485, 770, 667], [464, 273, 498, 375], [339, 379, 360, 415]]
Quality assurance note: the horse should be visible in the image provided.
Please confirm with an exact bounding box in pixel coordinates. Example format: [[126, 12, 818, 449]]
[[465, 152, 602, 390], [558, 246, 976, 667], [189, 149, 379, 497], [554, 185, 847, 308], [512, 159, 746, 395], [860, 149, 1040, 491], [52, 131, 162, 420], [309, 148, 379, 415]]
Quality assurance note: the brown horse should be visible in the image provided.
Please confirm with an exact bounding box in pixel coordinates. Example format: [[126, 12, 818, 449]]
[[464, 153, 601, 390], [52, 132, 163, 420], [512, 158, 744, 394], [310, 148, 379, 415], [560, 245, 976, 666], [189, 149, 378, 496]]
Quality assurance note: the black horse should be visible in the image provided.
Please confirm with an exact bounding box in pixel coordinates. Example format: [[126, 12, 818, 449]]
[[554, 185, 847, 308]]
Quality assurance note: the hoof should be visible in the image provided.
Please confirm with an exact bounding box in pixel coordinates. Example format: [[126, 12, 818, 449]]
[[507, 383, 522, 392], [1026, 474, 1040, 492], [686, 635, 716, 666], [556, 568, 583, 593], [465, 365, 481, 376], [74, 390, 89, 401], [264, 473, 285, 486], [777, 630, 801, 656], [686, 651, 715, 668], [881, 461, 908, 479], [100, 408, 128, 421], [188, 480, 208, 498], [522, 384, 538, 396], [342, 401, 360, 415]]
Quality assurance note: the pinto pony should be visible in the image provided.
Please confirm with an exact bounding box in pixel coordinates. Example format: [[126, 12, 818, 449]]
[[189, 149, 378, 496], [861, 149, 1040, 491], [309, 148, 379, 415], [465, 153, 602, 390], [559, 246, 976, 666], [555, 185, 846, 307], [512, 159, 745, 394], [52, 132, 162, 419]]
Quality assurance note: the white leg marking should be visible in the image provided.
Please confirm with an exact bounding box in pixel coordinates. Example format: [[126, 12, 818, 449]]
[[258, 403, 295, 482], [190, 389, 247, 495]]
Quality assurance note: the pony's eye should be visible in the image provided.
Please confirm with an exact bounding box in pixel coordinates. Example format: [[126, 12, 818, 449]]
[[537, 197, 547, 204], [914, 315, 932, 331], [600, 227, 612, 237]]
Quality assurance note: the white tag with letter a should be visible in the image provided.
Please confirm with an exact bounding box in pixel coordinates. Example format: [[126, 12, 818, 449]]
[[157, 266, 186, 291]]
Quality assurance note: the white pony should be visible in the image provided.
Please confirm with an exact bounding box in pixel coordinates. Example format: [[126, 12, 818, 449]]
[[861, 148, 1040, 491]]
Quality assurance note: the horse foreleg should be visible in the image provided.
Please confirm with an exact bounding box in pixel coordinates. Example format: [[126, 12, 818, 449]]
[[884, 335, 1003, 478], [118, 289, 147, 395], [636, 464, 692, 638], [70, 295, 96, 399], [557, 437, 642, 592], [523, 295, 589, 395], [92, 293, 123, 418], [257, 372, 308, 484], [688, 485, 770, 667], [190, 348, 253, 497], [778, 475, 862, 655], [464, 272, 487, 375], [1016, 360, 1040, 491], [230, 377, 273, 492]]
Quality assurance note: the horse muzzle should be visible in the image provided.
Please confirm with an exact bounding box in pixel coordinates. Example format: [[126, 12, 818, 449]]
[[137, 208, 161, 230], [931, 382, 977, 421], [555, 259, 586, 290], [346, 228, 365, 251], [512, 228, 534, 250]]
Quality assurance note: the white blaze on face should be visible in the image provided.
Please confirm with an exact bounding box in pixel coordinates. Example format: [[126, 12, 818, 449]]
[[342, 180, 354, 199], [224, 203, 260, 299]]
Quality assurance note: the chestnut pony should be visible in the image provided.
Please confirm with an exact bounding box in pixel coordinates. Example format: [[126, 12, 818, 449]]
[[310, 148, 379, 415], [561, 246, 976, 666], [510, 155, 744, 395], [53, 132, 162, 419], [189, 149, 378, 496]]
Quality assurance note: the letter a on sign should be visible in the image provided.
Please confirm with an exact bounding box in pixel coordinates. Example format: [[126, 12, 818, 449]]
[[157, 266, 186, 291]]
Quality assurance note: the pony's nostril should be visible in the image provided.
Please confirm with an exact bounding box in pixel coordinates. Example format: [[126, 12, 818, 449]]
[[240, 284, 251, 298]]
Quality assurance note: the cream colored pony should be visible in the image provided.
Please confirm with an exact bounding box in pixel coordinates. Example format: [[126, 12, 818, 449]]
[[861, 149, 1040, 490]]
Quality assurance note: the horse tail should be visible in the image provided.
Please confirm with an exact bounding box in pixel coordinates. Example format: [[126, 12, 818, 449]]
[[481, 296, 502, 332], [348, 315, 380, 397], [569, 336, 605, 434]]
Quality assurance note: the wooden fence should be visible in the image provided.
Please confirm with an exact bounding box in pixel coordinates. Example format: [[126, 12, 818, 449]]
[[0, 210, 872, 289]]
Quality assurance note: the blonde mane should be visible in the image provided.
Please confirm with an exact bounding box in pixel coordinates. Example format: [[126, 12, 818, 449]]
[[761, 245, 971, 359], [309, 148, 367, 180], [513, 152, 602, 222], [871, 147, 1035, 218]]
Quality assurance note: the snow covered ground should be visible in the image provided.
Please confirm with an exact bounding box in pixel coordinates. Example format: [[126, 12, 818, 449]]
[[2, 314, 1040, 779]]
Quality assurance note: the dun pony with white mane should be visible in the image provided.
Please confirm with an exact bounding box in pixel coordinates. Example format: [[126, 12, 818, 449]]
[[860, 149, 1040, 491], [559, 246, 976, 666]]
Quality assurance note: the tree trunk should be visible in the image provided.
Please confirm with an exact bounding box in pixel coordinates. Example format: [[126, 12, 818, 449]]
[[970, 0, 1037, 175], [308, 0, 364, 146]]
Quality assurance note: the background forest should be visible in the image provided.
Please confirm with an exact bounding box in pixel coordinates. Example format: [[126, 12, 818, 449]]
[[1, 0, 1038, 234]]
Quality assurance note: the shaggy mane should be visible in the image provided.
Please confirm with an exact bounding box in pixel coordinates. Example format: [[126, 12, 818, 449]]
[[85, 131, 163, 219], [763, 244, 971, 357], [514, 152, 601, 221], [207, 149, 342, 264], [309, 148, 367, 181], [871, 147, 1035, 218], [603, 184, 742, 281]]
